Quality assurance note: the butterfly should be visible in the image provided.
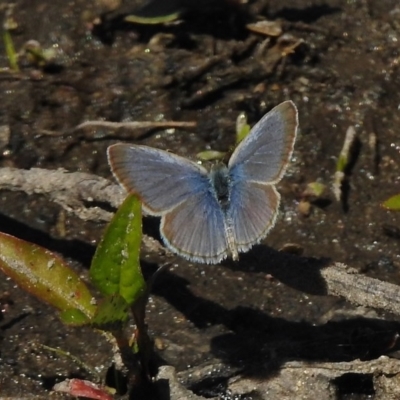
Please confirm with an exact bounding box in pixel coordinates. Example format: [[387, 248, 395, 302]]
[[108, 101, 298, 264]]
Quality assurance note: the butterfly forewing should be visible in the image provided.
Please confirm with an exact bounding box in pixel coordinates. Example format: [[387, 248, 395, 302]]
[[161, 191, 229, 264], [228, 179, 280, 250], [228, 101, 298, 184], [108, 144, 208, 215]]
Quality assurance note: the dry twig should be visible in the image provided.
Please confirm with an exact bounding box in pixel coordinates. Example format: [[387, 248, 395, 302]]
[[0, 167, 165, 254], [39, 120, 196, 139], [74, 120, 196, 132]]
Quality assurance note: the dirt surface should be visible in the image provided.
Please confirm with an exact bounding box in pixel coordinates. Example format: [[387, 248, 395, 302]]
[[0, 0, 400, 398]]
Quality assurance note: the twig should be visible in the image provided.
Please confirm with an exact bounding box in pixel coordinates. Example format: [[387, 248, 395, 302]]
[[39, 344, 100, 380], [0, 167, 123, 222], [250, 252, 400, 318], [332, 125, 357, 202], [321, 262, 400, 316], [0, 167, 165, 254], [227, 356, 400, 399], [74, 120, 196, 132], [38, 120, 197, 139]]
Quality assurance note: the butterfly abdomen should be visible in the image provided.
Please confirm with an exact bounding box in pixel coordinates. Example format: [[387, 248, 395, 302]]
[[209, 165, 239, 260]]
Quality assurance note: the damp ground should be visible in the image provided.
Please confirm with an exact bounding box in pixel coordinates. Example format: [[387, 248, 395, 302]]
[[0, 0, 399, 398]]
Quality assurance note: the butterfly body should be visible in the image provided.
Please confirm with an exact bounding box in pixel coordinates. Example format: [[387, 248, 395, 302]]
[[108, 101, 298, 264], [209, 165, 231, 209], [207, 164, 240, 260]]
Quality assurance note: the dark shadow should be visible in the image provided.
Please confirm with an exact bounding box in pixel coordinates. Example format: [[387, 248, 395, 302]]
[[189, 376, 229, 398], [229, 245, 331, 296], [312, 197, 333, 209], [93, 0, 249, 45], [210, 310, 400, 369], [105, 364, 128, 395], [341, 136, 362, 213], [271, 4, 341, 24], [382, 224, 400, 240], [0, 312, 30, 332], [154, 378, 171, 400], [150, 265, 222, 329], [41, 63, 65, 75], [143, 216, 164, 242], [0, 212, 96, 267], [150, 247, 329, 331], [151, 263, 400, 396], [334, 373, 375, 396], [149, 245, 400, 397]]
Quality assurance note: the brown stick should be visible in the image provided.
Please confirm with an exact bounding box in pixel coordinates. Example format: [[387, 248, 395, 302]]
[[74, 120, 196, 131]]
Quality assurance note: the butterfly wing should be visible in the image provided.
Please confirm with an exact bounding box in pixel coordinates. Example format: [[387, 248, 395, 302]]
[[108, 144, 229, 263], [228, 178, 280, 251], [228, 101, 298, 184], [108, 144, 209, 215], [161, 191, 229, 264], [226, 101, 298, 251]]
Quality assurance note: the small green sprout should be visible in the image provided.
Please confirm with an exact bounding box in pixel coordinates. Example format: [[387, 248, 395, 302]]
[[23, 40, 58, 67], [2, 6, 19, 72], [236, 112, 251, 144], [3, 29, 19, 72], [0, 194, 155, 396], [196, 150, 226, 161], [197, 111, 251, 163], [304, 182, 326, 199], [333, 125, 356, 202], [125, 12, 181, 25], [125, 0, 182, 25], [382, 194, 400, 211]]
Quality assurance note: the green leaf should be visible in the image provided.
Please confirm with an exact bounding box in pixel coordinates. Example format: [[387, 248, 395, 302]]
[[196, 150, 226, 161], [382, 194, 400, 211], [125, 0, 182, 25], [0, 232, 96, 318], [90, 195, 145, 305], [125, 12, 180, 24], [3, 29, 19, 72], [306, 182, 326, 198], [336, 126, 356, 173], [236, 112, 250, 144], [60, 309, 91, 326], [91, 294, 129, 331], [336, 154, 347, 173]]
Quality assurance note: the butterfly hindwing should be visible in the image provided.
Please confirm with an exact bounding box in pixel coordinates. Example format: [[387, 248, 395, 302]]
[[161, 189, 228, 264], [228, 177, 280, 251]]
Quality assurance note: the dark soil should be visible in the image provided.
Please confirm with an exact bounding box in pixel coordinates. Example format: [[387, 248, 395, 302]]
[[0, 0, 399, 398]]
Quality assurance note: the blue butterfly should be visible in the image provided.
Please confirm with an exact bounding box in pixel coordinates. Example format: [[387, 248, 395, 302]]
[[108, 101, 298, 264]]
